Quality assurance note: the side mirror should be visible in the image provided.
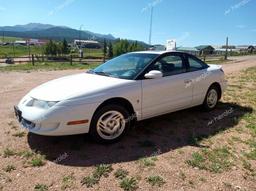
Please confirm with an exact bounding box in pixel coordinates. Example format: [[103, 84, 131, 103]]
[[144, 70, 163, 79]]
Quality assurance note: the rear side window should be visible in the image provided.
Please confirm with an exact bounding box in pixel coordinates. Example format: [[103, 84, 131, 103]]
[[188, 56, 208, 72]]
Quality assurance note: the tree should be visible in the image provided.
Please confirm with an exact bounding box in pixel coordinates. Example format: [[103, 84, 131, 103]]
[[113, 39, 144, 57], [108, 42, 113, 58], [103, 39, 107, 62], [44, 40, 58, 56], [44, 39, 70, 56], [61, 39, 69, 55]]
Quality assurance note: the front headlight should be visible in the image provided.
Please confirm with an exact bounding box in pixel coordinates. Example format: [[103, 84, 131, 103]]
[[27, 98, 58, 109]]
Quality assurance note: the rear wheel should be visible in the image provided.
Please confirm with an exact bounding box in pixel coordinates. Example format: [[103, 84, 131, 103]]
[[89, 104, 130, 143], [203, 85, 220, 111]]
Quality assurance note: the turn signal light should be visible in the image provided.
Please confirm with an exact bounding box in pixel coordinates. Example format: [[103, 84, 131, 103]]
[[67, 120, 89, 125]]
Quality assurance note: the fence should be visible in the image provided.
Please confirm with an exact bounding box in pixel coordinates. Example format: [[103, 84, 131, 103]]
[[0, 54, 106, 65]]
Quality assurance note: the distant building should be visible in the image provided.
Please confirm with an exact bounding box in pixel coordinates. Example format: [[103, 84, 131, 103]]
[[14, 40, 27, 46], [236, 45, 256, 53], [248, 45, 256, 53], [176, 47, 199, 55], [149, 44, 166, 51], [26, 39, 48, 46], [196, 45, 215, 55], [74, 40, 101, 49]]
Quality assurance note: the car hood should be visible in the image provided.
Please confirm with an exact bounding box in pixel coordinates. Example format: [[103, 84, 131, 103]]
[[29, 73, 132, 101]]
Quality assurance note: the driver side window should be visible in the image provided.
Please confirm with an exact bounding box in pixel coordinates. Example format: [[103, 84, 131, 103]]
[[150, 55, 186, 77]]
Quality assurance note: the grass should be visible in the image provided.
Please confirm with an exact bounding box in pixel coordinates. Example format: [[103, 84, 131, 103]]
[[138, 157, 158, 167], [185, 67, 256, 176], [18, 150, 35, 159], [93, 164, 113, 178], [2, 165, 16, 173], [34, 184, 48, 191], [61, 173, 75, 190], [186, 147, 234, 173], [243, 113, 256, 135], [242, 159, 253, 172], [0, 36, 22, 43], [81, 175, 99, 188], [245, 149, 256, 160], [0, 62, 100, 72], [3, 148, 16, 158], [114, 168, 129, 180], [0, 45, 43, 57], [81, 164, 113, 188], [146, 175, 165, 187], [30, 154, 46, 167], [120, 177, 138, 191], [0, 44, 104, 58], [83, 48, 104, 58], [12, 131, 26, 137]]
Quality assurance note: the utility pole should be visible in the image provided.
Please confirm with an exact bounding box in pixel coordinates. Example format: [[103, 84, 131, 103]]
[[79, 25, 84, 61], [225, 37, 229, 60], [12, 41, 15, 58], [79, 25, 83, 48], [148, 6, 153, 45], [28, 42, 31, 61]]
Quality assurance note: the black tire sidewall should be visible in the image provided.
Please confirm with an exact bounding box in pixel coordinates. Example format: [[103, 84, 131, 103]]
[[89, 104, 131, 143]]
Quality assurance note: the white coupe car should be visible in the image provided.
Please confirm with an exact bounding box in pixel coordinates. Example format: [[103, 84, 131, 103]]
[[15, 51, 227, 143]]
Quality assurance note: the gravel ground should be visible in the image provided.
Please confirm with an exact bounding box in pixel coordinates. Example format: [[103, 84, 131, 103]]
[[0, 55, 256, 191]]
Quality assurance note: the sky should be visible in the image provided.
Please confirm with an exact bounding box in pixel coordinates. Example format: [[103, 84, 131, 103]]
[[0, 0, 255, 46]]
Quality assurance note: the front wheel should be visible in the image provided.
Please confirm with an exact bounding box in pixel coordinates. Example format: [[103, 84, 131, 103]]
[[89, 104, 131, 143], [203, 86, 220, 111]]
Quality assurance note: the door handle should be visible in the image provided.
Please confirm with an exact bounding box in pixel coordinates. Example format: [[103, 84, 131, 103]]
[[184, 79, 192, 84]]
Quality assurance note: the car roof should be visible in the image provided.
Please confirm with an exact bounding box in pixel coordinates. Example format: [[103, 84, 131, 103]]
[[131, 50, 188, 55]]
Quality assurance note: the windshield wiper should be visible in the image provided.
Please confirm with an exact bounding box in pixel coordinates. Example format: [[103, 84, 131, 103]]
[[87, 70, 95, 74], [94, 71, 110, 77], [87, 70, 112, 77]]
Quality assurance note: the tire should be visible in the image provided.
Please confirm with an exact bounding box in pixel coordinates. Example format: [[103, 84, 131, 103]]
[[89, 104, 131, 143], [203, 85, 220, 111]]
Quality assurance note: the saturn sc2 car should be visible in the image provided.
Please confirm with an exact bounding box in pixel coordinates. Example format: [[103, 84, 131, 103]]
[[14, 51, 227, 143]]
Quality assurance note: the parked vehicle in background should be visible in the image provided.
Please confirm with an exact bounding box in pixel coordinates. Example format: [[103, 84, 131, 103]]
[[5, 57, 14, 64], [14, 51, 227, 143]]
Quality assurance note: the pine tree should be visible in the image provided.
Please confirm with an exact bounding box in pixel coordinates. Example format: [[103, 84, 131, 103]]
[[103, 39, 107, 62], [108, 42, 113, 58], [61, 38, 69, 55]]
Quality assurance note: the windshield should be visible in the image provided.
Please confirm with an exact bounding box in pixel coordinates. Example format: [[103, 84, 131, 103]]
[[90, 53, 158, 80]]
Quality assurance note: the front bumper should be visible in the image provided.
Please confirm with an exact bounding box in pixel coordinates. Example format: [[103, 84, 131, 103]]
[[14, 102, 98, 136], [14, 106, 36, 129]]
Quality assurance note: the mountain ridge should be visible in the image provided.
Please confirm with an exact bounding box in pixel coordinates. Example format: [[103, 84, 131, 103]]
[[0, 23, 115, 42]]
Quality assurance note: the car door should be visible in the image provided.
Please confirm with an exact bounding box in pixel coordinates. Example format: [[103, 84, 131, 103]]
[[185, 55, 212, 106], [141, 53, 193, 119]]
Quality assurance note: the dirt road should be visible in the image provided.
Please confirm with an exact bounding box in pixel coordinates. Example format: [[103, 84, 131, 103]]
[[222, 55, 256, 74]]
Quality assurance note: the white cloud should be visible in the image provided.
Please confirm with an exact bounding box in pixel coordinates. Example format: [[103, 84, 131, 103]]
[[142, 0, 163, 13], [48, 0, 76, 16], [224, 0, 251, 15]]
